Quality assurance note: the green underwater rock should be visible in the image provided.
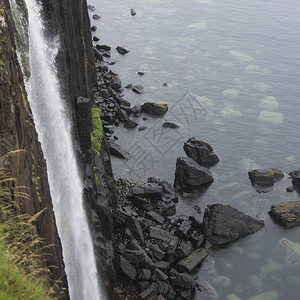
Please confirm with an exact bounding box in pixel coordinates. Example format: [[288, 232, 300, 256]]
[[258, 111, 284, 125], [222, 88, 240, 98], [230, 50, 252, 62], [247, 290, 279, 300], [248, 275, 263, 292], [260, 96, 279, 110], [220, 107, 242, 116], [212, 275, 231, 288], [254, 82, 270, 92], [186, 21, 208, 30]]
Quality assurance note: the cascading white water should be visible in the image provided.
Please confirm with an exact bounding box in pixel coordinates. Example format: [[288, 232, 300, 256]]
[[8, 0, 102, 299]]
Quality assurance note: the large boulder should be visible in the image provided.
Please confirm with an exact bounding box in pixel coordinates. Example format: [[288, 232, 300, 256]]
[[203, 203, 264, 245], [141, 102, 168, 116], [174, 157, 214, 190], [183, 137, 219, 166], [269, 200, 300, 229], [289, 170, 300, 188], [248, 169, 284, 193]]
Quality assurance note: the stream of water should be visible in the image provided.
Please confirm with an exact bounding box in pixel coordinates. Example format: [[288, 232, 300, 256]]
[[89, 0, 300, 299], [9, 0, 102, 299]]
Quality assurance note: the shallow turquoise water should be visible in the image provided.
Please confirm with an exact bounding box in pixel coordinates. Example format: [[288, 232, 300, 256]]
[[89, 0, 300, 298]]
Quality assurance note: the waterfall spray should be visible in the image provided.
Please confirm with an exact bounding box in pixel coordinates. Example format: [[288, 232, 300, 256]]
[[8, 0, 102, 299]]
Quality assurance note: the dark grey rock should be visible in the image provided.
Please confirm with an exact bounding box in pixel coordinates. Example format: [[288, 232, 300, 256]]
[[139, 283, 158, 299], [124, 119, 138, 128], [96, 44, 111, 51], [111, 76, 122, 90], [93, 14, 101, 20], [93, 47, 103, 61], [151, 244, 165, 261], [128, 217, 145, 243], [88, 4, 95, 11], [248, 169, 284, 193], [114, 207, 138, 224], [155, 261, 170, 271], [93, 36, 100, 42], [116, 46, 130, 54], [289, 170, 300, 188], [98, 88, 109, 98], [146, 211, 165, 225], [137, 281, 150, 293], [174, 157, 214, 189], [116, 107, 128, 122], [119, 256, 136, 280], [138, 126, 148, 131], [128, 185, 163, 201], [175, 219, 193, 239], [132, 85, 144, 94], [154, 268, 168, 282], [125, 83, 133, 89], [203, 203, 264, 245], [269, 200, 300, 228], [137, 268, 152, 281], [170, 269, 196, 289], [158, 181, 179, 203], [174, 241, 193, 260], [130, 8, 137, 16], [149, 227, 178, 244], [141, 102, 168, 116], [91, 26, 97, 32], [131, 104, 142, 114], [109, 141, 131, 160], [129, 196, 153, 211], [162, 122, 179, 129], [115, 96, 131, 107], [176, 248, 208, 273], [123, 249, 155, 269], [183, 137, 219, 166]]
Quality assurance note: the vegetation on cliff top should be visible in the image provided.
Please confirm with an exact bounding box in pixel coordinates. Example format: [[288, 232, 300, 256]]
[[0, 154, 54, 299]]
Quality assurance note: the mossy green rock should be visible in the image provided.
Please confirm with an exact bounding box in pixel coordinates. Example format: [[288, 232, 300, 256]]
[[227, 294, 243, 300], [247, 290, 279, 300], [212, 275, 231, 287], [260, 96, 279, 110], [258, 111, 284, 125], [248, 275, 263, 292]]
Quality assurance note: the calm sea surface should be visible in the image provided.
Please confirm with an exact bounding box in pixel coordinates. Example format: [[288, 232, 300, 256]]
[[89, 0, 300, 298]]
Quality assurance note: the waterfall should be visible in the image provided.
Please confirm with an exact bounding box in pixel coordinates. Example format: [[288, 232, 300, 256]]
[[8, 0, 102, 299]]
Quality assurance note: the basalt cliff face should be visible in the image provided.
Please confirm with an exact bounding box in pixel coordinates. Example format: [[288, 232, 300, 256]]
[[0, 2, 68, 298]]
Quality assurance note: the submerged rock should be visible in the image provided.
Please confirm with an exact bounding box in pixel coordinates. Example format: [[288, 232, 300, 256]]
[[132, 85, 144, 94], [183, 137, 219, 166], [162, 122, 179, 129], [248, 169, 284, 193], [141, 102, 168, 116], [130, 9, 136, 16], [174, 157, 214, 190], [124, 119, 138, 128], [116, 46, 130, 54], [109, 141, 131, 160], [92, 14, 101, 20], [203, 203, 264, 245], [269, 200, 300, 228]]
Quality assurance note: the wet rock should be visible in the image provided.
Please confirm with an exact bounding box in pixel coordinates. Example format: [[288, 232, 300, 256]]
[[149, 227, 178, 244], [183, 137, 219, 166], [194, 205, 201, 214], [119, 255, 136, 280], [146, 211, 165, 224], [162, 122, 179, 129], [109, 141, 131, 160], [138, 126, 148, 131], [131, 104, 142, 114], [141, 102, 168, 116], [137, 71, 145, 76], [159, 181, 179, 203], [275, 238, 300, 265], [128, 217, 144, 243], [176, 248, 208, 273], [289, 170, 300, 188], [93, 36, 100, 42], [129, 196, 153, 211], [137, 281, 150, 292], [96, 44, 111, 51], [137, 269, 152, 281], [203, 203, 264, 245], [151, 244, 166, 261], [269, 200, 300, 228], [174, 157, 214, 190], [248, 169, 284, 193], [91, 26, 97, 32], [155, 261, 170, 271], [93, 47, 103, 61], [116, 46, 130, 54], [139, 283, 158, 299], [132, 84, 144, 94], [148, 177, 160, 183], [174, 241, 193, 260], [154, 268, 168, 282], [125, 83, 133, 89], [175, 219, 193, 239], [170, 269, 196, 289], [196, 280, 218, 300], [124, 119, 138, 128], [115, 96, 131, 107], [128, 185, 163, 201], [123, 249, 155, 269], [114, 207, 138, 224], [130, 9, 137, 16], [116, 108, 128, 122], [88, 4, 95, 11], [93, 14, 101, 20], [111, 76, 122, 90], [98, 88, 109, 98]]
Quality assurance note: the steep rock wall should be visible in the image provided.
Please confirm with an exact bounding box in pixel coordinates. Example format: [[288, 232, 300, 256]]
[[0, 3, 68, 298]]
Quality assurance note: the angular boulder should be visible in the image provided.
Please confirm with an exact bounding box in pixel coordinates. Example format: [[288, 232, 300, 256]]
[[183, 137, 219, 166], [269, 200, 300, 229], [248, 169, 284, 193], [174, 157, 214, 190], [116, 46, 130, 54], [203, 203, 264, 245], [289, 170, 300, 188], [109, 141, 131, 160], [141, 102, 168, 116]]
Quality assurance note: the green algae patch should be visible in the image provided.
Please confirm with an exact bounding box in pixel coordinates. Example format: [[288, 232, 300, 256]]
[[222, 88, 239, 98], [91, 108, 103, 156], [258, 111, 283, 125], [220, 107, 242, 117], [186, 21, 208, 31], [260, 96, 279, 110], [230, 50, 252, 62], [254, 82, 270, 92]]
